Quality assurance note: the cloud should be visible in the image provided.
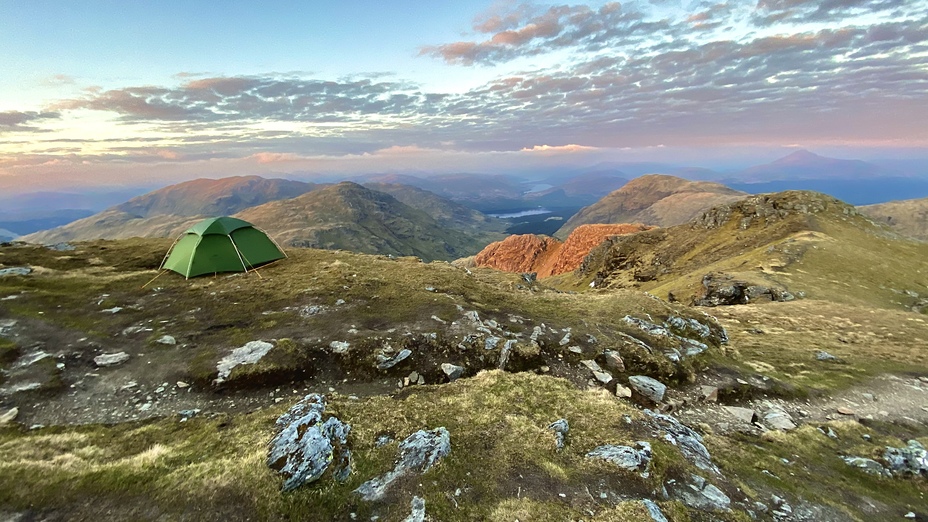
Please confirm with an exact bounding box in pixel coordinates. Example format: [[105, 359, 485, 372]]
[[0, 110, 60, 132], [520, 144, 598, 153]]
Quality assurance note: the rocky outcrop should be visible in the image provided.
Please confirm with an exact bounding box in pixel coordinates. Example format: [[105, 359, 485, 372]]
[[267, 394, 353, 491], [694, 273, 794, 306], [355, 427, 451, 501], [586, 441, 652, 471], [474, 224, 651, 278]]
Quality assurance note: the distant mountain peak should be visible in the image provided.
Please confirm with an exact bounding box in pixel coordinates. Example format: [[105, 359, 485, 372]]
[[775, 149, 823, 164]]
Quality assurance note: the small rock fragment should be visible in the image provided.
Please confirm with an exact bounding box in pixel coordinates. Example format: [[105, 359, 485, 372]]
[[815, 350, 837, 361], [615, 383, 633, 398], [723, 406, 757, 423], [548, 418, 569, 450], [441, 363, 465, 381], [156, 335, 176, 345], [700, 386, 719, 402], [329, 341, 350, 353], [642, 499, 669, 522], [587, 442, 652, 471], [602, 349, 625, 372], [215, 341, 274, 383], [629, 375, 667, 402], [376, 349, 411, 370], [0, 407, 19, 425], [837, 407, 855, 416], [94, 352, 130, 367]]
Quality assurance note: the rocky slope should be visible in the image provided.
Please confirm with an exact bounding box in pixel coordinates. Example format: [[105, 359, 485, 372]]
[[859, 197, 928, 241], [237, 182, 494, 261], [474, 223, 652, 278], [23, 176, 319, 243], [572, 190, 928, 311], [555, 174, 745, 239]]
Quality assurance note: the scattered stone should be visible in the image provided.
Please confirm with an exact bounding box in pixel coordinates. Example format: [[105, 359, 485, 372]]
[[559, 331, 572, 346], [764, 407, 797, 431], [0, 407, 18, 425], [862, 393, 875, 402], [586, 442, 652, 471], [592, 370, 613, 384], [700, 386, 719, 402], [408, 371, 419, 384], [156, 335, 176, 345], [602, 349, 625, 372], [335, 299, 346, 305], [883, 440, 928, 475], [484, 337, 501, 350], [176, 381, 190, 389], [642, 499, 669, 522], [567, 346, 582, 354], [375, 434, 394, 447], [815, 350, 838, 361], [842, 456, 890, 477], [178, 409, 200, 420], [548, 418, 569, 450], [122, 326, 152, 336], [723, 406, 757, 423], [580, 359, 602, 372], [329, 341, 350, 354], [645, 410, 719, 473], [521, 272, 537, 284], [0, 267, 31, 277], [267, 394, 352, 491], [440, 363, 465, 381], [905, 512, 916, 519], [376, 349, 411, 370], [402, 496, 426, 522], [629, 375, 667, 402], [214, 341, 275, 384], [837, 407, 855, 416], [355, 427, 451, 501], [94, 352, 130, 367], [615, 383, 633, 398], [498, 339, 515, 370], [671, 475, 731, 511], [101, 306, 123, 314]]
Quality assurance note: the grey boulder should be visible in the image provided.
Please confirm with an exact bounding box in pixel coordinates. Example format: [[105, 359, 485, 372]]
[[355, 427, 450, 501], [629, 375, 667, 402]]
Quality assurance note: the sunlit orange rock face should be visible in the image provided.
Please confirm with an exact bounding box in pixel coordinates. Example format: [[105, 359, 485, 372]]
[[474, 223, 652, 277]]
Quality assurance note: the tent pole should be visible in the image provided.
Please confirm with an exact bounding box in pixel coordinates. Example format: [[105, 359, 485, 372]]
[[140, 270, 168, 289], [227, 235, 261, 279], [159, 234, 183, 270]]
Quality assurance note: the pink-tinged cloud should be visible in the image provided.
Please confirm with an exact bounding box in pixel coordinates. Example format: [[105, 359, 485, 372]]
[[521, 144, 598, 153], [249, 152, 308, 164]]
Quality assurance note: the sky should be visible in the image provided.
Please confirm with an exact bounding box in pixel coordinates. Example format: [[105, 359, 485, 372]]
[[1, 0, 927, 193]]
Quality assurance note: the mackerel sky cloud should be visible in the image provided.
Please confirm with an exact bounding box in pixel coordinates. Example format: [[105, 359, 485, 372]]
[[0, 0, 926, 191]]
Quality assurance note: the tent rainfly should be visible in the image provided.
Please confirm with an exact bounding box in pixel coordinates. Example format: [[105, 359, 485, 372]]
[[160, 217, 286, 278]]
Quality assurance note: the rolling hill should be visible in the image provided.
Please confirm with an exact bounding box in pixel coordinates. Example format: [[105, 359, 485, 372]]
[[555, 174, 746, 239], [858, 197, 928, 241], [564, 190, 928, 312], [236, 182, 498, 261], [23, 176, 319, 244]]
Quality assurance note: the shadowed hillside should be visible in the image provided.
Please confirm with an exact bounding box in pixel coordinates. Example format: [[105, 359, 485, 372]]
[[237, 182, 497, 261]]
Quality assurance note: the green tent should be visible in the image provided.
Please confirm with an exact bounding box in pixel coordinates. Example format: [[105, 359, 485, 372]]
[[161, 217, 286, 278]]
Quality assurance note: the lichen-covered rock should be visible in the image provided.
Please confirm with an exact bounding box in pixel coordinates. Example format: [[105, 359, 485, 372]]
[[267, 394, 352, 491], [670, 475, 730, 511], [376, 348, 411, 370], [94, 352, 130, 367], [355, 427, 450, 501], [586, 441, 652, 471], [629, 375, 667, 402], [214, 341, 274, 384], [646, 410, 719, 473], [403, 496, 426, 522], [548, 419, 569, 450], [622, 316, 709, 358], [441, 362, 465, 381], [843, 456, 890, 477], [642, 499, 669, 522], [884, 440, 928, 475], [695, 272, 794, 306]]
